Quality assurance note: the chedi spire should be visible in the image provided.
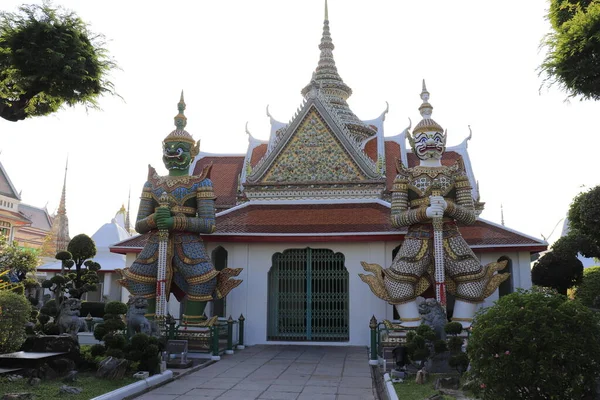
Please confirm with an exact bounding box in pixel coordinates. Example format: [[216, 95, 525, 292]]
[[300, 0, 376, 141]]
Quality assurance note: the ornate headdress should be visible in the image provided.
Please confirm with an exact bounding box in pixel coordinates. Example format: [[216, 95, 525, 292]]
[[407, 80, 446, 149], [163, 91, 200, 157]]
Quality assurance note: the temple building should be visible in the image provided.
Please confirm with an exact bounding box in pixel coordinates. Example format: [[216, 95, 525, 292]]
[[0, 159, 52, 251], [111, 6, 547, 346]]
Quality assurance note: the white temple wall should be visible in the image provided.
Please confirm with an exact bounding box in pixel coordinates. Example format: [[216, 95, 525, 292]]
[[205, 240, 396, 346]]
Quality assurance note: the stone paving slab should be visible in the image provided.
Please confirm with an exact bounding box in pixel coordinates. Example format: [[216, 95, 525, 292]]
[[133, 345, 375, 400]]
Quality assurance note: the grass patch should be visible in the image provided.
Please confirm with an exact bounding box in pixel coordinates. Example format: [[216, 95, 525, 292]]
[[1, 373, 137, 399], [393, 377, 456, 400]]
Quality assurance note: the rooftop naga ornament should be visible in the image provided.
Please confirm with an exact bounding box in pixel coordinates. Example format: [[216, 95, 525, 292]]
[[360, 81, 509, 328], [118, 92, 242, 326]]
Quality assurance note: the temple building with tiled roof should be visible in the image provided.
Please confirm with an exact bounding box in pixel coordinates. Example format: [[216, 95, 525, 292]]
[[111, 3, 546, 346]]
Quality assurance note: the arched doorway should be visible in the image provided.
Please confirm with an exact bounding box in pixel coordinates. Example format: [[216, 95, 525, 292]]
[[267, 248, 349, 341], [211, 246, 228, 317]]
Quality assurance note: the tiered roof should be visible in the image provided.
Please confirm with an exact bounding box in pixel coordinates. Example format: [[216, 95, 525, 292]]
[[111, 3, 545, 256]]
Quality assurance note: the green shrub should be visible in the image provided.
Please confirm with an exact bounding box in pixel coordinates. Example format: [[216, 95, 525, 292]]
[[0, 291, 32, 353], [103, 333, 126, 350], [433, 339, 448, 354], [447, 336, 463, 353], [104, 301, 127, 315], [444, 321, 463, 335], [105, 348, 124, 359], [573, 266, 600, 307], [449, 352, 469, 374], [467, 289, 600, 399], [90, 343, 106, 357]]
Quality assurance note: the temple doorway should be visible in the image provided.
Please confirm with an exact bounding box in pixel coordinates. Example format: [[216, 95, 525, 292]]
[[267, 248, 349, 341]]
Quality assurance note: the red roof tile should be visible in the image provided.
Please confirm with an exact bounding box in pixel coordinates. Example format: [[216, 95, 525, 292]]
[[109, 205, 546, 253], [384, 141, 401, 191], [250, 144, 268, 167], [217, 203, 393, 234], [364, 138, 377, 163], [193, 156, 244, 210]]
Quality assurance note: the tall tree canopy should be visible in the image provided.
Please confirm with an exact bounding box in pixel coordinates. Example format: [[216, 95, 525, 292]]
[[0, 2, 117, 122], [540, 0, 600, 100]]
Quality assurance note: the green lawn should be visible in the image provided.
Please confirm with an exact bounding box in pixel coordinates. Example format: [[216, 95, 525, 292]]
[[1, 373, 137, 399], [393, 380, 455, 399]]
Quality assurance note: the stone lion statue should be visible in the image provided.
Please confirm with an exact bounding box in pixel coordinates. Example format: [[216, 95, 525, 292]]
[[58, 298, 86, 338], [417, 297, 447, 340], [126, 295, 157, 337]]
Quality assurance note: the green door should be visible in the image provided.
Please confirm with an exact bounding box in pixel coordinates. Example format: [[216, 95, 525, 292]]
[[267, 248, 349, 341]]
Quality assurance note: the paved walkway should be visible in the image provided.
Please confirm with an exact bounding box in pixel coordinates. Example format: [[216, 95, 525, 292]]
[[134, 345, 376, 400]]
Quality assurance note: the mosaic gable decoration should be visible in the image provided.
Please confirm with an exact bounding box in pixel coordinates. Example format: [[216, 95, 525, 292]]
[[262, 108, 364, 183]]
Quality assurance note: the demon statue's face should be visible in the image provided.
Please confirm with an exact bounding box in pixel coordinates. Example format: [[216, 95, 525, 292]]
[[412, 130, 446, 161], [163, 140, 193, 171]]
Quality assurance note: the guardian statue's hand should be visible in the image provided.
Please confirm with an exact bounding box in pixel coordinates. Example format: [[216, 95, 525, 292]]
[[426, 195, 447, 218]]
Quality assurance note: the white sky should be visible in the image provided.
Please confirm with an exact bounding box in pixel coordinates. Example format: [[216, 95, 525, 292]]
[[0, 0, 596, 244]]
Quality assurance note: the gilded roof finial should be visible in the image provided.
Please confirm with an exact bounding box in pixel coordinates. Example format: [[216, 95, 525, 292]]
[[174, 90, 187, 130], [419, 79, 433, 119]]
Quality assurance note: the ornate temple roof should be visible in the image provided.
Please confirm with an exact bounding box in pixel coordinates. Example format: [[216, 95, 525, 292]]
[[300, 1, 376, 142], [110, 200, 547, 252], [0, 160, 20, 200]]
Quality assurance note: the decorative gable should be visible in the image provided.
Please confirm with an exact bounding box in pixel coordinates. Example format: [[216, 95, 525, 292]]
[[262, 108, 364, 184]]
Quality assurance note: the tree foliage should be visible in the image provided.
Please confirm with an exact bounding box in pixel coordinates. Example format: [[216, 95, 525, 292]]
[[0, 2, 117, 121], [540, 0, 600, 100], [41, 234, 100, 300], [531, 251, 583, 294], [0, 235, 39, 281], [467, 289, 600, 399], [0, 291, 32, 353], [573, 265, 600, 306]]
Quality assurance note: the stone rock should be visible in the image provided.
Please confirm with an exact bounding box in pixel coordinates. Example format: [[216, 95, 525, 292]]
[[415, 369, 427, 384], [49, 357, 76, 376], [96, 357, 129, 380], [390, 370, 406, 379], [6, 375, 23, 382], [427, 395, 444, 400], [434, 376, 460, 390], [62, 370, 78, 383], [21, 335, 81, 366], [27, 377, 41, 387], [2, 394, 34, 400], [133, 371, 149, 380], [425, 351, 454, 374], [37, 362, 58, 380], [59, 385, 83, 395]]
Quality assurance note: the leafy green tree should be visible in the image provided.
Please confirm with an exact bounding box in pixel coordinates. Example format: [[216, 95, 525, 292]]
[[531, 251, 583, 294], [41, 234, 101, 300], [0, 2, 117, 122], [0, 234, 39, 281], [540, 0, 600, 100], [468, 288, 600, 399]]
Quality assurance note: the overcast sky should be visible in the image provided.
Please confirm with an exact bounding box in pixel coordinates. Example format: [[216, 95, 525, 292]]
[[0, 0, 596, 244]]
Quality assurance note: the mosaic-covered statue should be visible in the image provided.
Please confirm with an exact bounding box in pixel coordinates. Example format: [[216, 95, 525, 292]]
[[360, 82, 509, 328], [118, 93, 242, 323]]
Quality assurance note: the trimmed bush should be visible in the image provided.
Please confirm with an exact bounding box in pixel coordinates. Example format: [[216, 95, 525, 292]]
[[573, 266, 600, 307], [467, 289, 600, 399], [0, 291, 32, 353], [104, 301, 127, 315]]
